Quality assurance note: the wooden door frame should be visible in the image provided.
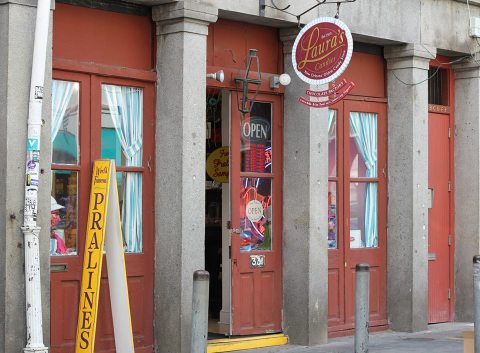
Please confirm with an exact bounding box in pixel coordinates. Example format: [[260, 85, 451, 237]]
[[230, 92, 284, 335], [327, 98, 388, 334], [51, 64, 156, 352], [428, 57, 455, 321]]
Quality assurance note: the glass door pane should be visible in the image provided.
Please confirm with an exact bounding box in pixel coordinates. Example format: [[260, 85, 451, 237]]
[[241, 102, 272, 173], [349, 182, 378, 248], [349, 112, 377, 178]]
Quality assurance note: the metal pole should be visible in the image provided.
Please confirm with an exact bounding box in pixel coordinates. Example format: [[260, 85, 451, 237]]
[[355, 263, 370, 353], [473, 255, 480, 353], [21, 1, 50, 352], [191, 270, 209, 353]]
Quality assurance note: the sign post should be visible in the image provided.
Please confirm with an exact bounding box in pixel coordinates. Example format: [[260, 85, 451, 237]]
[[75, 160, 135, 353]]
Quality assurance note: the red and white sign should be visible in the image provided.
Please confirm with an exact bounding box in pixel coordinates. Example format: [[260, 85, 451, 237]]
[[292, 17, 353, 85]]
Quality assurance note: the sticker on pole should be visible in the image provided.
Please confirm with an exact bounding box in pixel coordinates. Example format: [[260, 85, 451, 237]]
[[292, 17, 353, 85]]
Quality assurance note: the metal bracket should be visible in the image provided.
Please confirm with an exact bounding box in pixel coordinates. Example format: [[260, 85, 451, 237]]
[[260, 0, 356, 25], [259, 0, 266, 16]]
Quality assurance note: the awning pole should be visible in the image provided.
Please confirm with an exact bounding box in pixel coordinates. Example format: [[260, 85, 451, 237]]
[[22, 0, 51, 352]]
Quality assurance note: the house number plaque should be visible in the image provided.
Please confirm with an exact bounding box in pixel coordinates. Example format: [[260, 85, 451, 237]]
[[250, 254, 265, 268]]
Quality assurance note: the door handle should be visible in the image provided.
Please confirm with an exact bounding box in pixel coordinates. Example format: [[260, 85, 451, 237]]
[[51, 263, 68, 272], [428, 187, 434, 209]]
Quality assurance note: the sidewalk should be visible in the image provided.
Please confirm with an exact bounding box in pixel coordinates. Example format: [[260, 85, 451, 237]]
[[235, 322, 473, 353]]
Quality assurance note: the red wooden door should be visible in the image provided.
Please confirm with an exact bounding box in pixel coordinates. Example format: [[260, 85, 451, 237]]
[[230, 94, 283, 335], [50, 70, 155, 352], [428, 111, 452, 323], [328, 100, 387, 333]]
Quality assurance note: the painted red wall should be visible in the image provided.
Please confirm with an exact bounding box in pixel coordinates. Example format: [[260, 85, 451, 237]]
[[53, 3, 154, 70], [338, 52, 386, 98]]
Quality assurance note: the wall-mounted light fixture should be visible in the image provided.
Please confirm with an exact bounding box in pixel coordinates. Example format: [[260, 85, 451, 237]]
[[234, 49, 262, 114], [206, 70, 225, 83], [269, 73, 291, 89]]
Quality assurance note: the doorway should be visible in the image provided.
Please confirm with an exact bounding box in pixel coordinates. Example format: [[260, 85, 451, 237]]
[[205, 90, 284, 337], [205, 89, 229, 337], [327, 99, 388, 334], [427, 64, 455, 323], [50, 71, 155, 353]]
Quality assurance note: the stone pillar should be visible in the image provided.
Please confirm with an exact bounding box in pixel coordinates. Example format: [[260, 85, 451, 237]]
[[453, 60, 480, 322], [384, 43, 434, 332], [0, 1, 53, 352], [152, 3, 217, 353], [280, 28, 328, 345]]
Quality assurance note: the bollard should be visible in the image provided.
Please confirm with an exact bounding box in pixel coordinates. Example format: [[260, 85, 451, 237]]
[[355, 263, 370, 353], [191, 270, 210, 353], [474, 256, 480, 353]]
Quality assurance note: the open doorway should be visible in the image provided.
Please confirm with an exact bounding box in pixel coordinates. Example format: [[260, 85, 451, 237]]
[[205, 89, 230, 338]]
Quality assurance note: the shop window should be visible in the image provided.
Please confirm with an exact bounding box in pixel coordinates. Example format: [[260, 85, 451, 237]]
[[428, 68, 449, 106], [327, 109, 379, 249], [51, 80, 79, 255], [51, 80, 144, 255]]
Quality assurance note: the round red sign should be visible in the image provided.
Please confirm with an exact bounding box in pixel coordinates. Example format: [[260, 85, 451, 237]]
[[292, 17, 353, 85]]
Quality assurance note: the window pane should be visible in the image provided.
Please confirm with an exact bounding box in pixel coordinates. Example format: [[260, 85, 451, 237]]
[[350, 182, 378, 249], [241, 102, 272, 173], [328, 182, 338, 249], [51, 171, 78, 256], [101, 85, 143, 167], [349, 112, 377, 178], [52, 80, 79, 165], [117, 172, 143, 253], [240, 177, 272, 252], [328, 109, 337, 177]]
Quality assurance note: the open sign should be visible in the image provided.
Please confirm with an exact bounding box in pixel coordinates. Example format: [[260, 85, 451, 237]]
[[241, 116, 271, 144]]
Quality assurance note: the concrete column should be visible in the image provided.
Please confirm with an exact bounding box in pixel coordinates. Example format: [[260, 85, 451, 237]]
[[280, 28, 328, 346], [0, 1, 53, 352], [384, 43, 435, 332], [152, 3, 217, 353], [453, 60, 480, 322]]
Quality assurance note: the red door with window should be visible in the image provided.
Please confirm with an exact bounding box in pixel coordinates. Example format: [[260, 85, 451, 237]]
[[427, 61, 455, 323], [230, 94, 283, 335], [50, 70, 155, 352], [327, 99, 387, 333]]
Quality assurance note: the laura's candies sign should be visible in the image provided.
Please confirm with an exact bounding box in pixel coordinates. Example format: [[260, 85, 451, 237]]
[[75, 160, 134, 353], [292, 17, 355, 107]]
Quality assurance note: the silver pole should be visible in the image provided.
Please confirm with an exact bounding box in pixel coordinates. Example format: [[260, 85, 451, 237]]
[[22, 0, 50, 352], [355, 263, 370, 353], [191, 270, 209, 353], [473, 255, 480, 353]]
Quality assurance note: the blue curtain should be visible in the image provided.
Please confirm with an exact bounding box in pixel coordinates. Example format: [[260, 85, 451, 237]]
[[52, 80, 75, 141], [350, 112, 378, 248], [103, 85, 143, 253]]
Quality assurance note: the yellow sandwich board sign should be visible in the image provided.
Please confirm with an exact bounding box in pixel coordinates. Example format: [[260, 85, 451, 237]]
[[75, 160, 134, 353]]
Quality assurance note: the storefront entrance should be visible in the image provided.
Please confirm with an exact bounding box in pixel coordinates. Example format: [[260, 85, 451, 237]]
[[230, 93, 283, 335], [327, 99, 388, 334], [205, 91, 283, 337]]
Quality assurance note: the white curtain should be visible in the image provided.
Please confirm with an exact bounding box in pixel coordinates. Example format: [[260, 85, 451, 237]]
[[51, 80, 75, 141], [103, 84, 143, 253]]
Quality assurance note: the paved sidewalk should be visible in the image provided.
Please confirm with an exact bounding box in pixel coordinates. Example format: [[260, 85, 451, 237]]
[[235, 322, 473, 353]]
